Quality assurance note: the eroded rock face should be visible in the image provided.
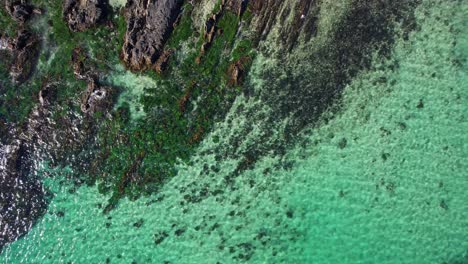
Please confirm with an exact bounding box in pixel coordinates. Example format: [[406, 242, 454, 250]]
[[122, 0, 183, 71], [248, 0, 283, 45], [63, 0, 108, 32]]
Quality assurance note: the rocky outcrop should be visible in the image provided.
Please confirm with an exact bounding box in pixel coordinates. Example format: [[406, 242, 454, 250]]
[[9, 29, 40, 83], [278, 0, 319, 51], [63, 0, 108, 32], [121, 0, 183, 71], [81, 77, 109, 114], [5, 0, 37, 23], [154, 49, 173, 74], [227, 56, 250, 86], [71, 47, 89, 80], [248, 0, 283, 45], [225, 0, 248, 17], [2, 1, 41, 83], [195, 1, 226, 64], [70, 47, 112, 114]]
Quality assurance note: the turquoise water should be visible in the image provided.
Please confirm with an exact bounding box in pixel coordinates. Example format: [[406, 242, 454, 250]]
[[1, 0, 467, 263]]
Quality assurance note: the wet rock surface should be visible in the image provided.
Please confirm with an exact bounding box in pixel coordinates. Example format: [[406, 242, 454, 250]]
[[1, 45, 114, 249], [80, 77, 111, 114], [71, 47, 113, 114], [63, 0, 108, 32], [0, 134, 46, 251], [121, 0, 183, 71], [0, 75, 110, 249]]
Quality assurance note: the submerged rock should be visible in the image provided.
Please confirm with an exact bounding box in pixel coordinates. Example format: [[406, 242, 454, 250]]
[[121, 0, 183, 71], [0, 139, 46, 251], [63, 0, 108, 32]]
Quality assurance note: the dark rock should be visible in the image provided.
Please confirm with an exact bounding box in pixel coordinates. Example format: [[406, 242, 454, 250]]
[[0, 141, 47, 250], [174, 228, 186, 236], [337, 138, 347, 149], [417, 99, 424, 108], [225, 0, 248, 17], [440, 200, 448, 210], [381, 152, 390, 161], [81, 77, 110, 114], [56, 211, 65, 217], [71, 47, 89, 80], [63, 0, 108, 32], [133, 218, 144, 228], [5, 0, 36, 23], [286, 209, 293, 218], [122, 0, 183, 71], [227, 57, 251, 86], [154, 49, 173, 74], [9, 29, 40, 84], [154, 231, 169, 245], [248, 0, 284, 45], [39, 83, 57, 107]]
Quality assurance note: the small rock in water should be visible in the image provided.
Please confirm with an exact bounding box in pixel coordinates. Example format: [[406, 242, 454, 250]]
[[133, 218, 144, 228]]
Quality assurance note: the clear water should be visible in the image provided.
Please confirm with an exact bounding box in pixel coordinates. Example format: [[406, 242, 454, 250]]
[[1, 0, 467, 263]]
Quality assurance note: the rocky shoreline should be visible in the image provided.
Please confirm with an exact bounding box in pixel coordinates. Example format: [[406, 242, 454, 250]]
[[0, 0, 422, 251]]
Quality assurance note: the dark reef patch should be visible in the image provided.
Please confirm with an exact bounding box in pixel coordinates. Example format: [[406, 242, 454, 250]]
[[207, 0, 422, 183]]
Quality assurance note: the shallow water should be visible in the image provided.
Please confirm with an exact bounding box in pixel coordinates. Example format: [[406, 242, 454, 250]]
[[1, 0, 467, 263]]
